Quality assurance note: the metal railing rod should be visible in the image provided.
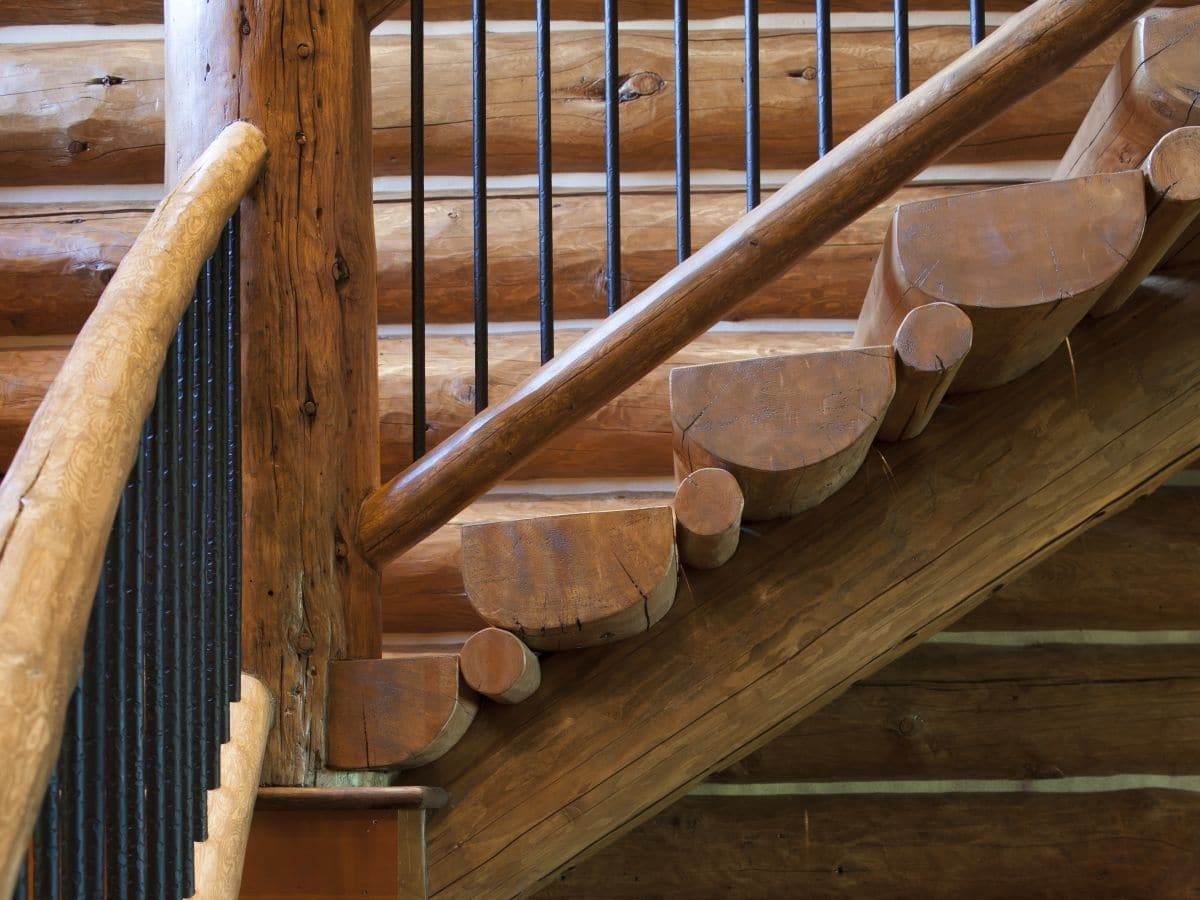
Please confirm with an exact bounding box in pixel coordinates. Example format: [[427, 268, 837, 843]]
[[894, 0, 910, 99], [412, 0, 428, 456], [675, 0, 692, 262], [745, 0, 761, 210], [537, 0, 555, 363], [472, 0, 489, 410], [816, 0, 833, 156], [144, 395, 168, 897], [971, 0, 987, 44], [604, 0, 622, 312]]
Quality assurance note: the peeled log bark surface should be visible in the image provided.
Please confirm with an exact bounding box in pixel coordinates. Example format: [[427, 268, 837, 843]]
[[0, 28, 1125, 185], [403, 277, 1200, 899]]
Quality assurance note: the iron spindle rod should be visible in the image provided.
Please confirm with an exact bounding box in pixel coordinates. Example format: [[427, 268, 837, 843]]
[[225, 221, 241, 706], [164, 332, 186, 897], [536, 0, 555, 363], [604, 0, 622, 312], [34, 773, 59, 900], [208, 249, 228, 749], [412, 0, 428, 456], [744, 0, 761, 210], [144, 390, 168, 897], [83, 533, 107, 897], [201, 261, 220, 793], [103, 498, 129, 899], [674, 0, 692, 262], [971, 0, 986, 44], [816, 0, 833, 156], [473, 0, 489, 410], [187, 298, 210, 840], [62, 684, 85, 896], [126, 449, 148, 894], [894, 0, 910, 99]]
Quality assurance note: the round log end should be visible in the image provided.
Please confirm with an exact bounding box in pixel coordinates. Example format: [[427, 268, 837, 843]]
[[893, 302, 973, 374], [460, 628, 541, 704], [1145, 127, 1200, 201], [675, 467, 744, 570]]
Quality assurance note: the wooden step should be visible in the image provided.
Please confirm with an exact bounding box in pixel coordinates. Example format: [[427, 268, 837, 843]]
[[670, 347, 896, 520], [460, 506, 679, 651], [852, 171, 1146, 392]]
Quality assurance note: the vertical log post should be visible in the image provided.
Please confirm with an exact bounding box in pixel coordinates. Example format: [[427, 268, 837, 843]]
[[165, 0, 382, 785]]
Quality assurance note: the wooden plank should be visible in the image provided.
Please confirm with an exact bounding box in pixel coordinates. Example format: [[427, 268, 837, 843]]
[[0, 28, 1124, 185], [404, 274, 1200, 898], [712, 643, 1200, 782], [539, 791, 1200, 899]]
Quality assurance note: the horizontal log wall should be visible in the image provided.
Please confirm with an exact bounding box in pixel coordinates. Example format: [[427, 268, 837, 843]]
[[0, 29, 1122, 185]]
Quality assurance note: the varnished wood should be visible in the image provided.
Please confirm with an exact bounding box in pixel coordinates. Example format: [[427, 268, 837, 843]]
[[460, 507, 679, 651], [540, 791, 1200, 899], [852, 172, 1146, 392], [327, 657, 478, 771], [1092, 127, 1200, 316], [0, 28, 1126, 186], [671, 348, 896, 520], [1057, 5, 1200, 179], [257, 786, 448, 810], [879, 302, 973, 441], [358, 0, 1156, 566], [403, 275, 1200, 899], [0, 122, 265, 898], [192, 674, 274, 900], [458, 628, 541, 704], [363, 0, 408, 28], [674, 468, 744, 570], [165, 0, 383, 784]]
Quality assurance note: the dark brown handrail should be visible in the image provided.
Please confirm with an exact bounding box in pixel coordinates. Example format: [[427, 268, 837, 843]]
[[357, 0, 1157, 568]]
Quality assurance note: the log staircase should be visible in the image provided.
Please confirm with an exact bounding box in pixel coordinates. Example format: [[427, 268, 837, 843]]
[[3, 1, 1200, 898]]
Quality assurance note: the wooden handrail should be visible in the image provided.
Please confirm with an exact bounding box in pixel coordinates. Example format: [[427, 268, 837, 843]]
[[0, 120, 267, 897], [357, 0, 1157, 567]]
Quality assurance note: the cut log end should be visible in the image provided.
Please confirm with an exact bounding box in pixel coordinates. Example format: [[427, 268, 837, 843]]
[[460, 628, 541, 704], [674, 467, 745, 570], [879, 302, 974, 442]]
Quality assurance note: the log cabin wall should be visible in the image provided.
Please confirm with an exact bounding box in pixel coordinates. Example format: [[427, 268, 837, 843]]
[[2, 1, 1198, 897]]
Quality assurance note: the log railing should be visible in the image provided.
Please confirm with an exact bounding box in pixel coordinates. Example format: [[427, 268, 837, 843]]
[[0, 121, 267, 898], [357, 0, 1159, 567]]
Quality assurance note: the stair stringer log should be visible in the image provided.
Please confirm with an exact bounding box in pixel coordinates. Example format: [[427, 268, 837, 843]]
[[402, 276, 1200, 900]]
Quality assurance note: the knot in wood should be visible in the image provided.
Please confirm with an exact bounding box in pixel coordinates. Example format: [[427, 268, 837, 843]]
[[297, 43, 312, 59], [332, 257, 351, 285], [302, 400, 318, 416]]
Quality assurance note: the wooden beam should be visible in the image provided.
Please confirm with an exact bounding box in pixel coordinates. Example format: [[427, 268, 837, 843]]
[[362, 0, 408, 29], [0, 27, 1125, 186], [358, 0, 1155, 567], [164, 0, 382, 785], [403, 276, 1200, 898], [0, 122, 265, 898]]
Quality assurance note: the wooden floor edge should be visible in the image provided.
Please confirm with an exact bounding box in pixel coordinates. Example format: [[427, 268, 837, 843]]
[[256, 786, 449, 811]]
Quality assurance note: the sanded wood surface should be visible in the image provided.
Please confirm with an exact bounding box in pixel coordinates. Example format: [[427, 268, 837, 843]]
[[359, 0, 1156, 566], [674, 468, 744, 570], [192, 675, 273, 900], [404, 275, 1200, 899], [461, 506, 679, 650], [1058, 5, 1200, 179], [459, 628, 541, 704], [0, 28, 1126, 185], [879, 302, 973, 441], [853, 172, 1146, 392], [713, 643, 1200, 781], [257, 786, 447, 810], [540, 791, 1200, 899], [326, 656, 478, 771], [0, 122, 264, 898], [671, 347, 896, 519]]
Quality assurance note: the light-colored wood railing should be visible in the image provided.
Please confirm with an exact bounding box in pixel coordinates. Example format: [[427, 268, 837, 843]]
[[356, 0, 1158, 568], [0, 120, 267, 898]]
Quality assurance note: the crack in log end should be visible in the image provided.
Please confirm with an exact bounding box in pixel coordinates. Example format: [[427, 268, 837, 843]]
[[562, 72, 666, 104]]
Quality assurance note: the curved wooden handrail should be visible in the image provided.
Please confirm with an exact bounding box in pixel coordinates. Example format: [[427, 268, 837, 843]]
[[357, 0, 1157, 567], [0, 121, 267, 897]]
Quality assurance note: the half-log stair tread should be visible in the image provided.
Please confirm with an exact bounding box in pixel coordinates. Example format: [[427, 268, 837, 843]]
[[460, 506, 679, 651], [670, 346, 896, 520], [852, 171, 1147, 392]]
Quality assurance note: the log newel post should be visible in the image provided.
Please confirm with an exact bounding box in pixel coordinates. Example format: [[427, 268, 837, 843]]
[[165, 0, 382, 786]]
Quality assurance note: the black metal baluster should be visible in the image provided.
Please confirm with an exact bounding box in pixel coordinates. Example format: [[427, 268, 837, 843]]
[[177, 317, 197, 897], [816, 0, 833, 157], [164, 330, 187, 897], [188, 299, 210, 844], [34, 773, 59, 900], [894, 0, 910, 99], [604, 0, 622, 313], [127, 449, 148, 895], [225, 222, 242, 708], [102, 495, 129, 899], [971, 0, 986, 45], [473, 0, 489, 410], [207, 248, 228, 752], [674, 0, 691, 262], [82, 544, 106, 897], [411, 0, 428, 457], [11, 863, 27, 900], [144, 389, 168, 897], [61, 682, 85, 897], [744, 0, 760, 210], [536, 0, 554, 363], [202, 261, 220, 796]]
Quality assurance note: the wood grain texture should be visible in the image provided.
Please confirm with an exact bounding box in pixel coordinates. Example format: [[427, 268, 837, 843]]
[[0, 27, 1125, 185], [852, 172, 1146, 392], [326, 657, 478, 771], [360, 0, 1157, 566], [713, 643, 1200, 781], [540, 791, 1200, 899], [1057, 5, 1200, 178], [879, 302, 973, 441], [257, 786, 448, 810], [459, 628, 541, 704], [674, 467, 744, 570], [192, 674, 274, 900], [402, 275, 1200, 899], [164, 0, 382, 784], [671, 347, 896, 519], [0, 121, 265, 899], [461, 506, 679, 650], [0, 185, 991, 336]]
